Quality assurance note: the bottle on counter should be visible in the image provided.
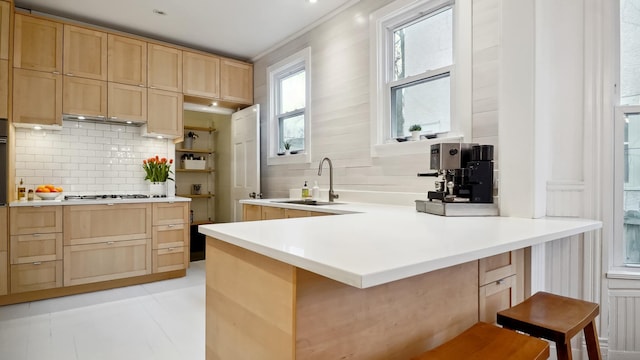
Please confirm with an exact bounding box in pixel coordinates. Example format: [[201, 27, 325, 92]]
[[17, 178, 26, 201], [27, 189, 34, 201], [302, 181, 310, 199], [312, 181, 320, 200]]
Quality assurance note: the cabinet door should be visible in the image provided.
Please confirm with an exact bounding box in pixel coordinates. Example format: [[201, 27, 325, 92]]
[[0, 251, 6, 296], [14, 14, 63, 73], [64, 239, 151, 286], [152, 224, 188, 249], [107, 82, 147, 122], [221, 58, 253, 104], [0, 206, 6, 251], [285, 209, 310, 218], [0, 59, 7, 118], [13, 68, 62, 125], [148, 43, 182, 92], [0, 1, 9, 60], [63, 25, 107, 80], [64, 203, 152, 246], [153, 246, 188, 273], [63, 76, 107, 117], [153, 202, 189, 226], [108, 34, 147, 86], [147, 88, 183, 137], [10, 205, 63, 235], [10, 233, 63, 264], [262, 206, 285, 220], [479, 274, 517, 324], [243, 204, 261, 222], [183, 51, 219, 98], [10, 260, 63, 293]]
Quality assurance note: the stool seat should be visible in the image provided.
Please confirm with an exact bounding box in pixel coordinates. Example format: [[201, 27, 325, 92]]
[[412, 322, 549, 360], [497, 292, 601, 360]]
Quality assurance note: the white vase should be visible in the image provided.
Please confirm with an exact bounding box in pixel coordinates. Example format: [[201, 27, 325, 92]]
[[149, 181, 167, 197], [411, 131, 421, 141], [285, 149, 290, 155]]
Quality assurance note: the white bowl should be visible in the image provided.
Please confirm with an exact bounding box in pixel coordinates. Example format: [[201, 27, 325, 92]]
[[36, 192, 62, 200]]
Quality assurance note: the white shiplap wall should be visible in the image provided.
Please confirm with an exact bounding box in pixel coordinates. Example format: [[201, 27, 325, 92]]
[[13, 120, 173, 195]]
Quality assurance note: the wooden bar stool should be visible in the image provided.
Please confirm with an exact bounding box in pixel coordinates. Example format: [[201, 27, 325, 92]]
[[412, 322, 550, 360], [497, 291, 601, 360]]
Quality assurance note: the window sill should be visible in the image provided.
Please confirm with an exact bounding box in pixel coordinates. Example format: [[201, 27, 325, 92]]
[[607, 268, 640, 288], [267, 152, 311, 166], [371, 134, 463, 158]]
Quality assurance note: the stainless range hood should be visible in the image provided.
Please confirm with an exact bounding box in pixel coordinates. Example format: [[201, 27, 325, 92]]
[[63, 114, 145, 127]]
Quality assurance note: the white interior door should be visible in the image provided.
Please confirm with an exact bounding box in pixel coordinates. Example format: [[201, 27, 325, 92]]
[[231, 104, 260, 222]]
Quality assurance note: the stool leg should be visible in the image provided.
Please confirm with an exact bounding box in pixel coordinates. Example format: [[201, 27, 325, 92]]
[[583, 321, 602, 360], [556, 341, 573, 360]]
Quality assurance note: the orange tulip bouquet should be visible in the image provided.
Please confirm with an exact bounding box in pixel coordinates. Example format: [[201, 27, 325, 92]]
[[142, 156, 174, 182]]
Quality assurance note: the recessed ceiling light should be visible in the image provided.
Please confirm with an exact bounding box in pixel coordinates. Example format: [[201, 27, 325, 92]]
[[210, 102, 218, 107], [157, 135, 164, 139], [126, 121, 133, 124], [33, 126, 42, 130], [308, 0, 317, 3], [153, 9, 167, 15], [77, 116, 85, 120]]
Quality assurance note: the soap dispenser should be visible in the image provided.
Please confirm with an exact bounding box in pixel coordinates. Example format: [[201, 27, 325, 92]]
[[312, 181, 320, 200], [301, 181, 310, 199]]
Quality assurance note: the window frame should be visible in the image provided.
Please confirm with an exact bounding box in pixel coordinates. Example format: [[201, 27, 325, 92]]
[[267, 47, 312, 166], [369, 0, 471, 158]]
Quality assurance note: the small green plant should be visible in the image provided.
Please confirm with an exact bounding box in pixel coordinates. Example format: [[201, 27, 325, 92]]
[[283, 141, 292, 150], [409, 124, 422, 132]]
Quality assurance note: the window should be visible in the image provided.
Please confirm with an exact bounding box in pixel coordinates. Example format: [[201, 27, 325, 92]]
[[615, 0, 640, 269], [267, 48, 311, 165], [370, 0, 468, 157]]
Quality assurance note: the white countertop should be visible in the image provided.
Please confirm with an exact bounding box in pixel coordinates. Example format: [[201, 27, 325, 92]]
[[9, 196, 191, 207], [199, 199, 602, 289]]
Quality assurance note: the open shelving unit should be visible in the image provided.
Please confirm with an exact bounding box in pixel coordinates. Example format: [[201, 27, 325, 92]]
[[175, 125, 216, 225]]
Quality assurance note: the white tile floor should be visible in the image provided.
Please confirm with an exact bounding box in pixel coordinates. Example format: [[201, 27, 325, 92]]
[[0, 261, 206, 360]]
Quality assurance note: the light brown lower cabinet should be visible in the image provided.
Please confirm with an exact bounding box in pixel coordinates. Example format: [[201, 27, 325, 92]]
[[153, 247, 188, 273], [152, 224, 188, 249], [0, 251, 7, 296], [11, 260, 63, 293], [243, 204, 334, 221], [64, 203, 151, 246], [478, 250, 524, 324], [10, 232, 63, 264], [64, 238, 151, 286], [242, 204, 261, 221]]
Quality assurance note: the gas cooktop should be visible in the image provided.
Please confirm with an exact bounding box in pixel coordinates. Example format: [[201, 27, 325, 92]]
[[63, 194, 160, 200]]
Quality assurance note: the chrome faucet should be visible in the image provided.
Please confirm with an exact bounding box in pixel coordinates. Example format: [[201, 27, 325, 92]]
[[318, 157, 339, 202]]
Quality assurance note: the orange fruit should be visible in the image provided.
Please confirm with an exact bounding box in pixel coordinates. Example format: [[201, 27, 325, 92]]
[[45, 184, 55, 190], [55, 187, 63, 192]]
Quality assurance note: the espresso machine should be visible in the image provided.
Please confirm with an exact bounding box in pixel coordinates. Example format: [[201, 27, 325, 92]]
[[415, 142, 498, 216]]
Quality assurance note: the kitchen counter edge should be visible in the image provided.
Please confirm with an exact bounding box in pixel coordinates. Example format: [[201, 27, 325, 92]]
[[9, 196, 192, 207]]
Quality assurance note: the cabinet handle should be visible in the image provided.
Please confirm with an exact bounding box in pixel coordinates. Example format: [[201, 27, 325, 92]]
[[149, 86, 156, 89], [496, 279, 504, 285], [65, 73, 74, 76], [106, 241, 115, 245], [52, 71, 60, 75], [32, 233, 40, 237], [33, 262, 42, 265], [168, 247, 175, 251], [106, 203, 115, 206], [167, 224, 174, 228], [138, 84, 145, 87]]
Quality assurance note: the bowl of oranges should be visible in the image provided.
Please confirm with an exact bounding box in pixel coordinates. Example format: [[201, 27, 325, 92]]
[[36, 184, 64, 200]]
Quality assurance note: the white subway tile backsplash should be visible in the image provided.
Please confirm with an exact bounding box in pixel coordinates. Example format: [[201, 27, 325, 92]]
[[15, 123, 174, 195]]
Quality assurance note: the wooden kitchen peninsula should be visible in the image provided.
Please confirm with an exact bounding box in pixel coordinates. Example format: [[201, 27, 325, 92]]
[[199, 200, 601, 359]]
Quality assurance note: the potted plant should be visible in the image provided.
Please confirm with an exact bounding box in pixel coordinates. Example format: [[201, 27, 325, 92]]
[[143, 156, 174, 197], [409, 124, 422, 141], [184, 131, 199, 149], [283, 141, 292, 155]]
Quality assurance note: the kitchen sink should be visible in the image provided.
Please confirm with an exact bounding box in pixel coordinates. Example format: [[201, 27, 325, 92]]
[[273, 199, 343, 206]]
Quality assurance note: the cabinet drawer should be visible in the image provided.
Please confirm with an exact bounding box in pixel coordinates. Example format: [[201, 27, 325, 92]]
[[10, 206, 63, 235], [64, 238, 151, 286], [479, 251, 517, 286], [0, 251, 6, 296], [64, 203, 151, 245], [479, 274, 517, 324], [10, 260, 62, 294], [261, 206, 285, 220], [10, 233, 63, 264], [242, 204, 261, 222], [153, 224, 188, 249], [284, 209, 310, 218], [153, 246, 188, 273], [153, 202, 188, 226]]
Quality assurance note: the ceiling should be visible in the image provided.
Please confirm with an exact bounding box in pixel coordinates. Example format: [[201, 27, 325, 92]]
[[14, 0, 356, 61]]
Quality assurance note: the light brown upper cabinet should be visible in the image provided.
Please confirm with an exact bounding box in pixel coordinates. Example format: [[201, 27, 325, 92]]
[[148, 43, 182, 92], [107, 82, 147, 123], [108, 34, 147, 87], [0, 59, 7, 118], [63, 25, 108, 81], [63, 76, 107, 117], [221, 58, 253, 105], [0, 1, 10, 60], [146, 88, 183, 137], [13, 68, 62, 126], [14, 14, 63, 73], [183, 51, 219, 99]]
